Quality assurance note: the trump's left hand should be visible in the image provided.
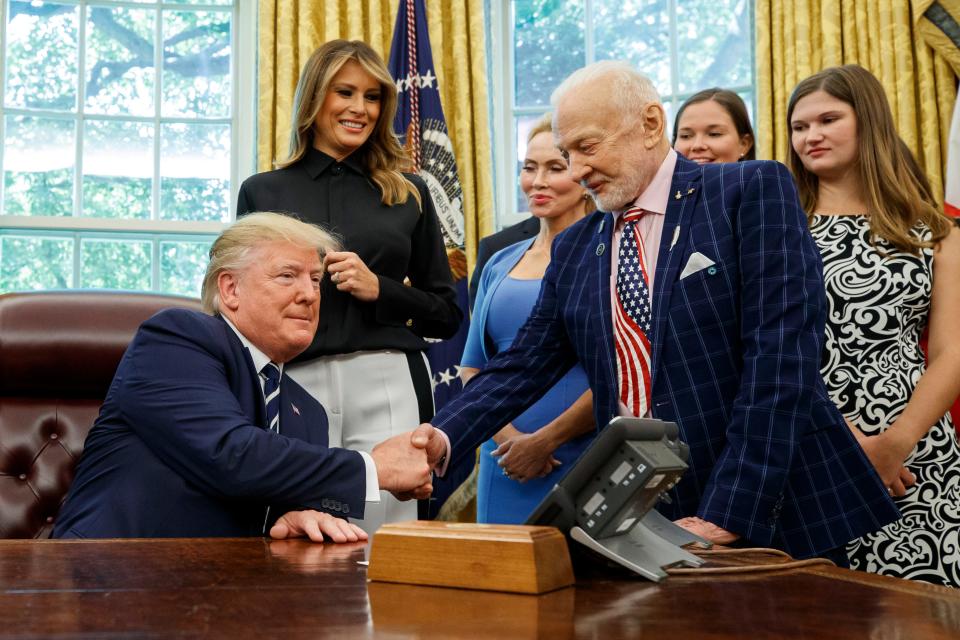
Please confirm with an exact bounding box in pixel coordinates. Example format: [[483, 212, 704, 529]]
[[270, 510, 368, 543], [325, 251, 380, 302], [674, 516, 740, 545]]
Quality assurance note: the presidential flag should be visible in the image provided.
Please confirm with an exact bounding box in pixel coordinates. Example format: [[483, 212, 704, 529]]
[[388, 0, 468, 413], [389, 0, 473, 517]]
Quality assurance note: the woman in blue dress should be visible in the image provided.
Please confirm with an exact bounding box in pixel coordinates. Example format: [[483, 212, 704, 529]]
[[460, 114, 595, 523]]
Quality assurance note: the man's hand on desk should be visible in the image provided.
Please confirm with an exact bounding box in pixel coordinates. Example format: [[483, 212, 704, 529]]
[[269, 510, 368, 543], [674, 516, 740, 545], [372, 425, 434, 500]]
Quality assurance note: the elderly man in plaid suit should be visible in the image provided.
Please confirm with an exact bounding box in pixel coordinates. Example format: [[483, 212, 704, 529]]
[[421, 61, 898, 562]]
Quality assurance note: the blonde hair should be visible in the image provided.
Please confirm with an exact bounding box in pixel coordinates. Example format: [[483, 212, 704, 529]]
[[526, 112, 554, 144], [279, 39, 421, 209], [201, 212, 340, 314], [526, 112, 596, 215], [787, 64, 951, 253]]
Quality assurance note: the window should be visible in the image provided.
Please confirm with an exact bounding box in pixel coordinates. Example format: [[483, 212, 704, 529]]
[[0, 0, 255, 295], [489, 0, 754, 226]]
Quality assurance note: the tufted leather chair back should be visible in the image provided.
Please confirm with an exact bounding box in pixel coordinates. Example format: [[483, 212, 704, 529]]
[[0, 291, 202, 538]]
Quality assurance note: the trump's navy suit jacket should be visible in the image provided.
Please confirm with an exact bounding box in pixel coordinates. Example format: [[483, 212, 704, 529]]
[[53, 309, 366, 538], [433, 157, 899, 559]]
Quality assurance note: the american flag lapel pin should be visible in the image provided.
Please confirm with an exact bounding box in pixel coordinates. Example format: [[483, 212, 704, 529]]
[[291, 403, 300, 416]]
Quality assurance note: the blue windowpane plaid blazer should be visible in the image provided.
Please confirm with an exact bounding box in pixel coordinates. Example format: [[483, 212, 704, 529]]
[[435, 156, 899, 559]]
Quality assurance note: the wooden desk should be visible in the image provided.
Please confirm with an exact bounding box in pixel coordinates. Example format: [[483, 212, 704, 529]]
[[1, 538, 957, 638]]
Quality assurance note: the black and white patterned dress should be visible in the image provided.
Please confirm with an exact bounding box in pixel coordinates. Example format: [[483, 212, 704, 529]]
[[811, 214, 960, 587]]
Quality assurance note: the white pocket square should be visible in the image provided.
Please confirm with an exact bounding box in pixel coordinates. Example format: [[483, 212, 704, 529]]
[[679, 252, 716, 280]]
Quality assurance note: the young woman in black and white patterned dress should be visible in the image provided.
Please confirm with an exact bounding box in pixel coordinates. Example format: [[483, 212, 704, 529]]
[[787, 64, 960, 587]]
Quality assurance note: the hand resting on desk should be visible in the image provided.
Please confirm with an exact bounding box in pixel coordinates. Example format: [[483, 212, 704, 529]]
[[270, 510, 368, 543], [674, 516, 740, 545]]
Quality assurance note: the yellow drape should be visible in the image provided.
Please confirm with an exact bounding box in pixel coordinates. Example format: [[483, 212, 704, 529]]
[[756, 0, 957, 205], [256, 0, 493, 266], [915, 1, 960, 76]]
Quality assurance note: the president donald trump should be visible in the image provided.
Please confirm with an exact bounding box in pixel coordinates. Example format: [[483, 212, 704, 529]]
[[54, 212, 432, 542], [423, 61, 899, 562]]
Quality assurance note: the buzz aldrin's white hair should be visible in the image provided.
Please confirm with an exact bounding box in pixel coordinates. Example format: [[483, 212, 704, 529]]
[[551, 60, 661, 114]]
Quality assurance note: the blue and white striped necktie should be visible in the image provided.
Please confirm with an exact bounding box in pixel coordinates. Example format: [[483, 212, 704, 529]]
[[260, 362, 281, 433], [260, 361, 281, 535]]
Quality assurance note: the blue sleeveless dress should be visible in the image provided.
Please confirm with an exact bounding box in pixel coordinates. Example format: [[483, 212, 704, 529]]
[[473, 274, 592, 523]]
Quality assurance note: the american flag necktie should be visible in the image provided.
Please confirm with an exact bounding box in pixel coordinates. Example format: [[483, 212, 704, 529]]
[[614, 207, 653, 417]]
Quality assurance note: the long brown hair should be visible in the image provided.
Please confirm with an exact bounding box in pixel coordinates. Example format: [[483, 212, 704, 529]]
[[786, 64, 949, 253], [279, 39, 420, 208]]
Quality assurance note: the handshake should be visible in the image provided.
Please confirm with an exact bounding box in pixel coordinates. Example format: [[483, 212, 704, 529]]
[[268, 425, 446, 544], [369, 423, 447, 500]]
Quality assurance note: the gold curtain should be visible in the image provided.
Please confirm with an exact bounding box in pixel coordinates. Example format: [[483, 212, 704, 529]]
[[256, 0, 493, 265], [915, 1, 960, 76], [756, 0, 957, 204]]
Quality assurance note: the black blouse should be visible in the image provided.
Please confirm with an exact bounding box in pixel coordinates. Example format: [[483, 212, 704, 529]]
[[236, 147, 462, 361]]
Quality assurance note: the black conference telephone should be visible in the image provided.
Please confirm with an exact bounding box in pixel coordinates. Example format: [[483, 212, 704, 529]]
[[526, 417, 710, 581]]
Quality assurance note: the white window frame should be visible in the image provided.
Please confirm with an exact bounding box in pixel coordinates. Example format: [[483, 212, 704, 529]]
[[0, 0, 257, 284], [489, 0, 755, 230]]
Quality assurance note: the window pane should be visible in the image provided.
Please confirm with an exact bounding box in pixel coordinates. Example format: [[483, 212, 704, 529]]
[[514, 113, 546, 214], [165, 0, 232, 5], [676, 0, 752, 93], [80, 238, 152, 289], [513, 0, 584, 108], [0, 235, 73, 291], [4, 1, 79, 110], [663, 99, 676, 138], [593, 0, 671, 96], [160, 240, 209, 297], [739, 90, 755, 125], [85, 6, 156, 116], [162, 10, 231, 118], [160, 122, 230, 222], [82, 120, 154, 219], [3, 115, 75, 217]]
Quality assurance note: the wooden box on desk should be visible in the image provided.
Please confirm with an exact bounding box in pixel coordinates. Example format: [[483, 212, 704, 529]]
[[368, 581, 576, 639], [367, 521, 574, 594]]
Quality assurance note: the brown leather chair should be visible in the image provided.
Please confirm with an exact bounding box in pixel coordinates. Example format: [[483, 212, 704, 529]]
[[0, 291, 202, 538]]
